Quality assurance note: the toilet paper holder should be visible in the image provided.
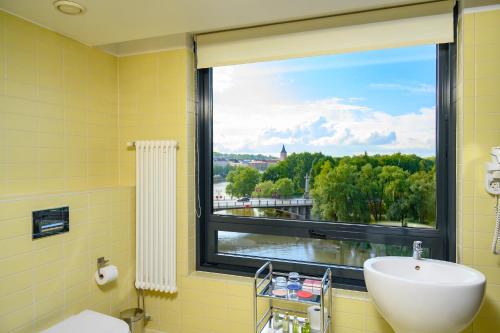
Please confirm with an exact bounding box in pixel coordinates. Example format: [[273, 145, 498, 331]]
[[97, 257, 109, 278]]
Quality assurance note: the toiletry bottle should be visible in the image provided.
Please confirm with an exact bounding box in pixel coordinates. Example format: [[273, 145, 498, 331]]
[[287, 272, 301, 300], [272, 310, 282, 330], [302, 319, 311, 333], [282, 313, 290, 333], [292, 317, 300, 333]]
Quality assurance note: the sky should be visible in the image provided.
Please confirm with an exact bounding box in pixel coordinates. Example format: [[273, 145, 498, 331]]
[[213, 45, 437, 157]]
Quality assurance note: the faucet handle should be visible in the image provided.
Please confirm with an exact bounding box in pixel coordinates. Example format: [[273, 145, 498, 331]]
[[413, 241, 424, 260]]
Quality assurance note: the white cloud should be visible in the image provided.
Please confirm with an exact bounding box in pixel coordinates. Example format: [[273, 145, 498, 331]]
[[213, 66, 236, 93], [310, 107, 435, 151], [213, 67, 436, 157]]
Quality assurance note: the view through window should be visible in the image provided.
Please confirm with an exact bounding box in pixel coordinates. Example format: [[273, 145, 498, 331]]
[[210, 45, 438, 267]]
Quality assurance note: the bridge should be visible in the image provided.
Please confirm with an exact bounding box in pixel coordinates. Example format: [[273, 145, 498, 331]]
[[213, 198, 313, 220]]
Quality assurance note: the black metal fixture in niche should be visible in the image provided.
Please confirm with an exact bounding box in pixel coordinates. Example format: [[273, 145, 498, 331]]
[[32, 206, 69, 239]]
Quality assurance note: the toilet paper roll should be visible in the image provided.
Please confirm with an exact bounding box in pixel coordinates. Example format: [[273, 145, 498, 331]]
[[308, 305, 324, 333], [95, 265, 118, 286]]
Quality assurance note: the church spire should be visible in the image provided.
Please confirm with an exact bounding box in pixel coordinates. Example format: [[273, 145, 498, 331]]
[[280, 145, 287, 160]]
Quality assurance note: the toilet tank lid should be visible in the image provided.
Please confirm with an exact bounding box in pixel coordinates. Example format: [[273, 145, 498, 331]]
[[41, 310, 130, 333]]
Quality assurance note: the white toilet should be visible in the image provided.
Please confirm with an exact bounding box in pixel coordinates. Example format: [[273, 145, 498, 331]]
[[41, 310, 130, 333]]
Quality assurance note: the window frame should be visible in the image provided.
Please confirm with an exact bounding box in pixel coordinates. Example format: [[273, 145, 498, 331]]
[[196, 43, 456, 291]]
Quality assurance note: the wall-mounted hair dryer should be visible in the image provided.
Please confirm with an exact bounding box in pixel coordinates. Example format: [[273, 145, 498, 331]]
[[486, 147, 500, 255], [486, 146, 500, 195]]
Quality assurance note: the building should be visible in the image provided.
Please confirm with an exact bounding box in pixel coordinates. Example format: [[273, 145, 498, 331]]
[[213, 158, 229, 167], [247, 160, 278, 171], [280, 144, 288, 160]]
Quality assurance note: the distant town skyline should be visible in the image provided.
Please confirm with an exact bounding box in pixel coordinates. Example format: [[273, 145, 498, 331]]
[[213, 44, 437, 157]]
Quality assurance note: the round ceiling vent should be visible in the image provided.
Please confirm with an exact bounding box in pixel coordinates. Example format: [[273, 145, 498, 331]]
[[53, 0, 86, 15]]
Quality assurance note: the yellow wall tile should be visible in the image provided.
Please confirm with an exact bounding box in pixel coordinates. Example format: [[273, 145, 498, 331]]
[[0, 304, 34, 332], [2, 5, 500, 333], [0, 270, 33, 298], [0, 187, 136, 331], [457, 8, 500, 333], [0, 288, 33, 317], [1, 11, 133, 320], [0, 9, 118, 198]]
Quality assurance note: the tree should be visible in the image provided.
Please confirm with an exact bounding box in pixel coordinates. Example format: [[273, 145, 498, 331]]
[[358, 164, 384, 221], [378, 153, 434, 173], [287, 152, 323, 193], [262, 161, 289, 183], [213, 164, 235, 179], [408, 171, 435, 224], [252, 180, 274, 198], [273, 178, 294, 198], [312, 161, 370, 223], [262, 152, 329, 194], [310, 155, 339, 188], [379, 166, 411, 223], [226, 166, 261, 197]]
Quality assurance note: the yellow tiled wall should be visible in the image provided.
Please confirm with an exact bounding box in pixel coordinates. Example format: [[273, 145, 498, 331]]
[[0, 187, 136, 332], [118, 49, 190, 187], [0, 11, 135, 333], [0, 11, 118, 197], [2, 4, 500, 333], [456, 7, 500, 333], [117, 46, 396, 333], [121, 10, 500, 333], [117, 47, 197, 287]]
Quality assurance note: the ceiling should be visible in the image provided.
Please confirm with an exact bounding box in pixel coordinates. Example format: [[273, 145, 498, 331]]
[[0, 0, 430, 55]]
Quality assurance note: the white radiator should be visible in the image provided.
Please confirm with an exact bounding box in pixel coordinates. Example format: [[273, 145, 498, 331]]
[[135, 140, 177, 293]]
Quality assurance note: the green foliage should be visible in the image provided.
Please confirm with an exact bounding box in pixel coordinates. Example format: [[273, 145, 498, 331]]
[[213, 152, 276, 161], [310, 156, 339, 186], [252, 178, 295, 198], [222, 151, 436, 225], [407, 171, 436, 223], [311, 157, 435, 225], [273, 178, 295, 198], [262, 152, 330, 193], [213, 164, 235, 179], [252, 180, 274, 198], [312, 161, 370, 223], [334, 152, 434, 174], [226, 166, 261, 197], [380, 166, 411, 222], [358, 164, 384, 221], [262, 161, 289, 183], [260, 151, 433, 197]]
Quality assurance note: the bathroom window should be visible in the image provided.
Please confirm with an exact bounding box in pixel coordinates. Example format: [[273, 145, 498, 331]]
[[197, 44, 455, 289]]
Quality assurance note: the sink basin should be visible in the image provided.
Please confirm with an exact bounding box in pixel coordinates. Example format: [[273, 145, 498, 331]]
[[364, 256, 486, 333]]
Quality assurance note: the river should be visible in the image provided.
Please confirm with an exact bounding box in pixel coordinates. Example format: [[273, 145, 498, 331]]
[[213, 182, 424, 267], [217, 227, 414, 268]]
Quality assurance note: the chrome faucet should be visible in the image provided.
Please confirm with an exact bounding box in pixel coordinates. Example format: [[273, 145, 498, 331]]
[[413, 241, 423, 260]]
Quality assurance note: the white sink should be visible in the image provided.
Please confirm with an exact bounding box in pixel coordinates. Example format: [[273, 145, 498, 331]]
[[364, 256, 486, 333]]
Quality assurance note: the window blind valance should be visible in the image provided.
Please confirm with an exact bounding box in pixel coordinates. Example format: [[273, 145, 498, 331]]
[[195, 0, 454, 68]]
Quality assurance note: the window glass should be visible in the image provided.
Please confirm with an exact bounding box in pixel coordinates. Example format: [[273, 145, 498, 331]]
[[218, 231, 430, 267], [213, 45, 437, 228]]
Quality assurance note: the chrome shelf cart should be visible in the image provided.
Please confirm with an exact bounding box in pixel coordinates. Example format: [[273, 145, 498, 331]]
[[253, 261, 332, 333]]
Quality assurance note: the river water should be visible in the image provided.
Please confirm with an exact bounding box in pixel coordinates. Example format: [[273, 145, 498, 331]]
[[215, 207, 416, 267], [213, 182, 425, 267]]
